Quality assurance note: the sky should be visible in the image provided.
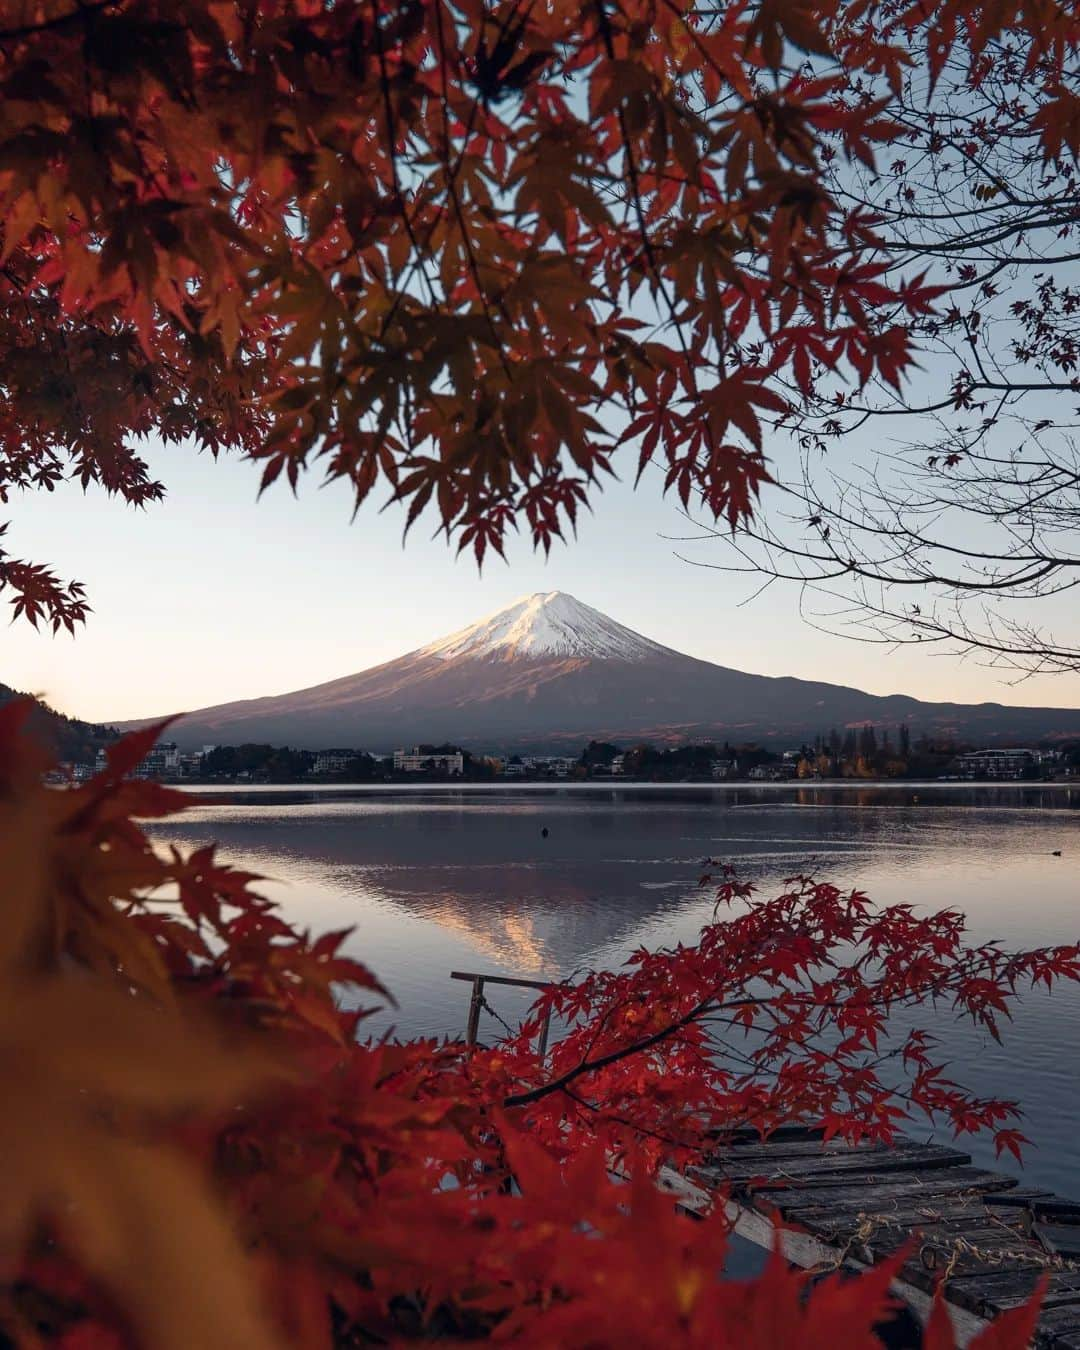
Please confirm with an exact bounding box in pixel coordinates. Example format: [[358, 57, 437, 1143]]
[[4, 434, 1080, 724]]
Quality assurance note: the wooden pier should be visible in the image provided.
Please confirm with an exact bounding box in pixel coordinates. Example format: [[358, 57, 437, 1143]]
[[658, 1125, 1080, 1348], [451, 972, 1080, 1345]]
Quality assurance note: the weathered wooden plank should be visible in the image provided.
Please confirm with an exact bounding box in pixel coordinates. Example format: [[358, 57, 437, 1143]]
[[791, 1197, 1027, 1237], [982, 1189, 1061, 1209], [946, 1269, 1080, 1317], [1034, 1223, 1080, 1260], [751, 1167, 1017, 1214], [792, 1209, 1011, 1250], [870, 1221, 1028, 1257], [804, 1223, 1033, 1296], [1039, 1330, 1080, 1350], [1031, 1200, 1080, 1223], [1038, 1329, 1080, 1350], [708, 1136, 883, 1163], [720, 1124, 826, 1143], [697, 1142, 972, 1185], [1033, 1303, 1080, 1350], [1035, 1306, 1080, 1334]]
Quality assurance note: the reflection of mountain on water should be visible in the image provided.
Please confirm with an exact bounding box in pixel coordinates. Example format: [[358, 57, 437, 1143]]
[[149, 824, 716, 978], [149, 796, 754, 977], [354, 862, 708, 977], [146, 788, 1080, 1053], [150, 786, 1078, 988]]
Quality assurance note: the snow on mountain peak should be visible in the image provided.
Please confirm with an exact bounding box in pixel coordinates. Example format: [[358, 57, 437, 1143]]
[[419, 592, 671, 662]]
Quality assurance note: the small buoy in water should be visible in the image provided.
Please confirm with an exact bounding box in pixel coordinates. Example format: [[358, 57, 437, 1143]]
[[541, 826, 549, 839], [1052, 849, 1062, 856]]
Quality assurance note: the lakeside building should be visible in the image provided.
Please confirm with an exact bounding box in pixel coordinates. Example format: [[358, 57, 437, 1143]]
[[312, 750, 355, 775], [952, 748, 1043, 779], [393, 746, 464, 775], [513, 755, 576, 778], [179, 751, 206, 777], [97, 741, 181, 779], [51, 762, 95, 784], [749, 763, 798, 781], [141, 742, 181, 778]]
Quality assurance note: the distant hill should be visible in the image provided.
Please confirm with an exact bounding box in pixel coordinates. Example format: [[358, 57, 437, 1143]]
[[114, 592, 1080, 752], [0, 682, 119, 763]]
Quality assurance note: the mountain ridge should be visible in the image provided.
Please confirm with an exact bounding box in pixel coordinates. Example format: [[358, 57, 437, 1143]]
[[116, 592, 1080, 750], [0, 682, 119, 762]]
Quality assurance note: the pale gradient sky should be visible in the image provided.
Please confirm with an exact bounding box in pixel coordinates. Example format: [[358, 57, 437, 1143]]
[[4, 434, 1080, 724]]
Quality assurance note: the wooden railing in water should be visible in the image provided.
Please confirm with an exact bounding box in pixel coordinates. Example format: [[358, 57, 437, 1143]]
[[449, 969, 558, 1054]]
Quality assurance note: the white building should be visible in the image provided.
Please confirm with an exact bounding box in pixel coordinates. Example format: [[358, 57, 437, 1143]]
[[313, 750, 355, 775], [95, 741, 182, 779], [953, 748, 1041, 779], [128, 742, 181, 779], [525, 756, 575, 778], [393, 746, 464, 775]]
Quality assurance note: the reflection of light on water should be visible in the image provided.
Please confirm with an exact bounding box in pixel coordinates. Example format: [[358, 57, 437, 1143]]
[[417, 901, 555, 977]]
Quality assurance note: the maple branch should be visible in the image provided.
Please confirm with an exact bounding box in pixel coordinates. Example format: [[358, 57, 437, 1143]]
[[503, 992, 728, 1108], [504, 924, 1050, 1116], [560, 1084, 696, 1153]]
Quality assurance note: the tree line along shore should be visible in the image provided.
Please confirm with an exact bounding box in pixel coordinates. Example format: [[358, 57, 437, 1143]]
[[50, 731, 1080, 785]]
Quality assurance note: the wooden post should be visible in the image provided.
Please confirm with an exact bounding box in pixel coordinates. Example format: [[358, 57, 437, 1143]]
[[537, 1007, 552, 1058], [465, 977, 484, 1047], [451, 969, 561, 1050]]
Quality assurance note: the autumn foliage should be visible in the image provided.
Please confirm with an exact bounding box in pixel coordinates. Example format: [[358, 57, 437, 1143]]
[[2, 2, 1080, 1341], [1, 0, 1077, 628], [1, 698, 1077, 1346]]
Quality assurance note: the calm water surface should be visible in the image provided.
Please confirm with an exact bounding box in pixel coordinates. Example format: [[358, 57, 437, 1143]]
[[152, 783, 1080, 1197]]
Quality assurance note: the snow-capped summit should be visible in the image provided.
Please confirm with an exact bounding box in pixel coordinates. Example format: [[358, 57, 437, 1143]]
[[419, 592, 672, 662]]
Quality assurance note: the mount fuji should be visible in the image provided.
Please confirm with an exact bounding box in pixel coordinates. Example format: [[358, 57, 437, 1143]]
[[129, 592, 1080, 750]]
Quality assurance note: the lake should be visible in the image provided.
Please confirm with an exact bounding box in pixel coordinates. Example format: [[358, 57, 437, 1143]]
[[151, 782, 1080, 1199]]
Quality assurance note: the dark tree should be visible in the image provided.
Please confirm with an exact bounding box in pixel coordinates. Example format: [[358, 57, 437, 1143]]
[[579, 741, 621, 769]]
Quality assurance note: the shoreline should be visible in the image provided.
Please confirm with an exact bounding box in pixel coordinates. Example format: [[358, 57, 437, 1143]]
[[169, 777, 1080, 794]]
